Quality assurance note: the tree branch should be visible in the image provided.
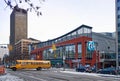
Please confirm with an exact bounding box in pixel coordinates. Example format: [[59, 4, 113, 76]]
[[4, 0, 45, 16]]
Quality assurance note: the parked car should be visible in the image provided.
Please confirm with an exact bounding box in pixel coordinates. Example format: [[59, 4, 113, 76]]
[[85, 67, 92, 73], [97, 67, 117, 75], [76, 66, 86, 72]]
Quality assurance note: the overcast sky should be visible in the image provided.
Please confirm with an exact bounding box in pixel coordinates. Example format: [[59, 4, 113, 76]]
[[0, 0, 115, 44]]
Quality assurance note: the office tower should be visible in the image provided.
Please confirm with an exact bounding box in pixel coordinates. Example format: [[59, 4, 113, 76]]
[[10, 6, 27, 54]]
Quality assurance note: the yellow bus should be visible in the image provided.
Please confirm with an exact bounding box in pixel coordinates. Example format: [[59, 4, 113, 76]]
[[10, 60, 51, 71]]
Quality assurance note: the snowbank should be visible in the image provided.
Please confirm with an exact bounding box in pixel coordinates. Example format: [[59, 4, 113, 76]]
[[61, 70, 120, 78], [0, 73, 23, 81], [61, 70, 99, 77]]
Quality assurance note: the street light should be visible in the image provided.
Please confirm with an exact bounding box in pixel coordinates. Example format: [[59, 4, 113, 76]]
[[28, 43, 32, 59], [95, 42, 98, 73], [63, 54, 66, 71], [62, 46, 66, 71]]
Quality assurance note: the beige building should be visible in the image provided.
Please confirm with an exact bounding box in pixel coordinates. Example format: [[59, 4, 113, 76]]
[[14, 38, 40, 60]]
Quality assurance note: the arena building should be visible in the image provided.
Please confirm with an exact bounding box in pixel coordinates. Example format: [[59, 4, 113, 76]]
[[30, 25, 116, 69]]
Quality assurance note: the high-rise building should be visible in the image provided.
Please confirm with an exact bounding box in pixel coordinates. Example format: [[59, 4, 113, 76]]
[[10, 6, 27, 54], [116, 0, 120, 67]]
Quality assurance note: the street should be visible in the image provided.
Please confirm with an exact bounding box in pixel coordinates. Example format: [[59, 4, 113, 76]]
[[5, 68, 120, 81]]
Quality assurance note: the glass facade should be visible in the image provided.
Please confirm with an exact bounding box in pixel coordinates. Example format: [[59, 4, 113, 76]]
[[78, 43, 82, 58], [42, 44, 76, 60], [116, 0, 120, 65], [37, 25, 92, 48]]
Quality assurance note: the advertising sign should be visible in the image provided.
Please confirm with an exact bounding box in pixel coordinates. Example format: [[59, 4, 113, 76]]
[[87, 41, 95, 51]]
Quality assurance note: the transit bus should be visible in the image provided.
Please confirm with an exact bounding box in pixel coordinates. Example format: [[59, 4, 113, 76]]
[[10, 60, 51, 71]]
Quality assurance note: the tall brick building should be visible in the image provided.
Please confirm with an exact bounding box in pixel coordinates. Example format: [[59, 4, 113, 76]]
[[10, 6, 27, 55]]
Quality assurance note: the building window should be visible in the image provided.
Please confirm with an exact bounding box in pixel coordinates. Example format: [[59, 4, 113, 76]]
[[118, 23, 120, 27], [118, 15, 120, 18], [117, 0, 120, 2], [78, 43, 82, 58]]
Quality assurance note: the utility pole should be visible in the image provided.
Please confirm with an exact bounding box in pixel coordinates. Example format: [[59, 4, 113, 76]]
[[95, 42, 98, 73], [62, 46, 66, 71]]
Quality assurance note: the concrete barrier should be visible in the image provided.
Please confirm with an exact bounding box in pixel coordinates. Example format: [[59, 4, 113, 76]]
[[0, 65, 5, 75]]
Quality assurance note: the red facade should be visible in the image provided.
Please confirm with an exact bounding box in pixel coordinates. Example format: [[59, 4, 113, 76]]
[[31, 25, 100, 68], [31, 36, 100, 68]]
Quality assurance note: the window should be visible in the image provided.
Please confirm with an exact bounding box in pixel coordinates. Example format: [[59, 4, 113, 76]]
[[117, 0, 120, 2], [78, 28, 83, 35], [78, 43, 82, 58], [65, 44, 75, 58], [118, 7, 120, 11]]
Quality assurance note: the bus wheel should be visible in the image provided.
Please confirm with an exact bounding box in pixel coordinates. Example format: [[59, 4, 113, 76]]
[[12, 67, 16, 71], [36, 67, 41, 71]]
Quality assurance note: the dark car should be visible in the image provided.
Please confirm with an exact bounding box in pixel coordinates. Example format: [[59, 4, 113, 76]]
[[97, 67, 117, 75], [76, 66, 86, 72]]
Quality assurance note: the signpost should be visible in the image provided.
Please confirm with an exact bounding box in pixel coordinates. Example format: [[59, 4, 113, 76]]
[[62, 46, 66, 71], [63, 55, 65, 71]]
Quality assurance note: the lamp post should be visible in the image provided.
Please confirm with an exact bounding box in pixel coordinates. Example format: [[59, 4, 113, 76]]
[[95, 42, 98, 73], [28, 43, 32, 59], [62, 46, 66, 71], [63, 55, 65, 71], [115, 35, 119, 74]]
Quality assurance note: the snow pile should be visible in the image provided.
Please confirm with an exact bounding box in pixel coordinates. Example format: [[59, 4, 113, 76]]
[[61, 70, 120, 78], [61, 71, 99, 77], [0, 73, 24, 81]]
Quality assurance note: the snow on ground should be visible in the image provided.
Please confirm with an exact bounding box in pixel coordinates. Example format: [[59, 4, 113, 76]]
[[61, 71, 99, 77], [61, 70, 120, 78], [0, 68, 120, 81], [0, 73, 24, 81]]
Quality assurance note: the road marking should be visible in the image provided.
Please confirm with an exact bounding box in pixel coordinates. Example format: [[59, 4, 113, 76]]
[[18, 72, 47, 81], [28, 75, 47, 81]]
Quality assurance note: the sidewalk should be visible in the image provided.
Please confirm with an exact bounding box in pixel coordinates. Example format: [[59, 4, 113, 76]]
[[57, 68, 120, 78]]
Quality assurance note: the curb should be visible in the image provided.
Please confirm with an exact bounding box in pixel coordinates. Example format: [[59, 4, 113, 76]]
[[60, 69, 120, 78], [98, 74, 120, 78]]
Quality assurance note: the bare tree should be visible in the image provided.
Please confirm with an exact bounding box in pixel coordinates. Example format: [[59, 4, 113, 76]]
[[4, 0, 45, 16]]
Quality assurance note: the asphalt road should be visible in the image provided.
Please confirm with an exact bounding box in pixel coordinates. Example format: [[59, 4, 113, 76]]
[[7, 68, 120, 81]]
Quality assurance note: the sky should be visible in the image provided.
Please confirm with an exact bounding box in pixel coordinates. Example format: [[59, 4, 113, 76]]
[[0, 0, 115, 44]]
